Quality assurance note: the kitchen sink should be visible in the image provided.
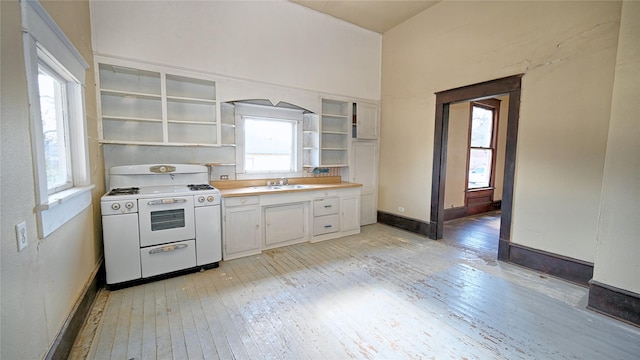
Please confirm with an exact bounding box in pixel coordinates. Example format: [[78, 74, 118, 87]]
[[250, 184, 311, 191]]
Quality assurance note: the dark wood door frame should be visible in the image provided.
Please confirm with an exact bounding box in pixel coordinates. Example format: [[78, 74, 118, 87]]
[[429, 75, 522, 261]]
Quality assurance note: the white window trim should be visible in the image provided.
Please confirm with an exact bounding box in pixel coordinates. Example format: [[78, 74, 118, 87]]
[[22, 0, 93, 238], [234, 103, 304, 180]]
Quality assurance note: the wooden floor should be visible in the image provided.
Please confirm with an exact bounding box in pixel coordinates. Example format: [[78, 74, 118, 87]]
[[442, 211, 501, 262], [70, 221, 640, 359]]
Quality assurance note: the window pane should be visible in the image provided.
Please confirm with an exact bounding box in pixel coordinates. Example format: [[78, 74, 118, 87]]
[[470, 106, 493, 148], [245, 117, 294, 172], [468, 149, 492, 189], [38, 65, 71, 192]]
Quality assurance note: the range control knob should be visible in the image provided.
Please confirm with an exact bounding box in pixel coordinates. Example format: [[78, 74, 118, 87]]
[[111, 203, 121, 210], [207, 196, 214, 203], [125, 202, 134, 209], [198, 196, 205, 203]]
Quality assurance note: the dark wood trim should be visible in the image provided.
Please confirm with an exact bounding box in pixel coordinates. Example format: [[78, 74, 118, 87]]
[[434, 75, 522, 105], [508, 243, 594, 287], [429, 103, 449, 239], [45, 259, 104, 360], [430, 74, 522, 243], [378, 211, 430, 237], [499, 90, 521, 244], [588, 281, 640, 327]]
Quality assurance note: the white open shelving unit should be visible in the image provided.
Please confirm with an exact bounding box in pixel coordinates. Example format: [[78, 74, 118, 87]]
[[97, 58, 221, 147], [320, 99, 351, 167]]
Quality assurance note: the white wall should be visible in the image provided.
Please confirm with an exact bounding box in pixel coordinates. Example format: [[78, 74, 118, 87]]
[[380, 1, 621, 264], [90, 0, 381, 101], [592, 1, 640, 294], [0, 1, 104, 359]]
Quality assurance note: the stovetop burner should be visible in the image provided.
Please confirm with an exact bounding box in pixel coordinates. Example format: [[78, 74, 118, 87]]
[[107, 187, 140, 196], [188, 184, 214, 191]]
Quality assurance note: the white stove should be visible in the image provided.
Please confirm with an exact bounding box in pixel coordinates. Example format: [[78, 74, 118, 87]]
[[101, 164, 221, 286]]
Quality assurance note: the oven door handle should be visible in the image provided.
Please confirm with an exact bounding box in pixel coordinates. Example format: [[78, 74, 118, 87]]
[[146, 198, 187, 206], [149, 243, 188, 254]]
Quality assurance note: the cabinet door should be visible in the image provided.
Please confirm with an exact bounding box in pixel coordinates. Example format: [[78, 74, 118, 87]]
[[352, 141, 378, 225], [223, 205, 260, 259], [265, 203, 305, 246], [356, 102, 379, 140], [360, 193, 376, 226], [352, 142, 378, 193], [341, 196, 360, 232]]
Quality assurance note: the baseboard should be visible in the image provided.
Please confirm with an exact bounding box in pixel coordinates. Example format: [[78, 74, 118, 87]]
[[45, 259, 104, 360], [377, 211, 430, 236], [508, 244, 594, 287], [588, 281, 640, 327]]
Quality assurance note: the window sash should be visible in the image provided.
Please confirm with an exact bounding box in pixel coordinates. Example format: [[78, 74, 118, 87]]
[[38, 62, 73, 193], [243, 116, 296, 173]]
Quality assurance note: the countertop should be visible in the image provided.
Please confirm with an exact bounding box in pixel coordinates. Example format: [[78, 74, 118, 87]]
[[211, 176, 362, 198]]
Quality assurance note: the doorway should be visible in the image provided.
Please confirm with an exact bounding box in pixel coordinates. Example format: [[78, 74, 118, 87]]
[[429, 75, 522, 261]]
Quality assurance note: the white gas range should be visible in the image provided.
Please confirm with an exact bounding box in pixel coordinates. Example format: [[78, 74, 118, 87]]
[[101, 164, 221, 287]]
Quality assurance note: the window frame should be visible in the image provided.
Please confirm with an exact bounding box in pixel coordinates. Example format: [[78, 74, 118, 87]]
[[466, 99, 500, 191], [234, 103, 304, 180], [22, 0, 93, 238]]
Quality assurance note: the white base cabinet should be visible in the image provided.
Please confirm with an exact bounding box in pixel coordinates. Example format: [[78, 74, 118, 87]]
[[222, 196, 261, 260], [222, 188, 360, 259]]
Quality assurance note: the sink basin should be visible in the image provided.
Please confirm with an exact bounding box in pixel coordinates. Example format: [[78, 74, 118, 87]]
[[250, 184, 311, 191]]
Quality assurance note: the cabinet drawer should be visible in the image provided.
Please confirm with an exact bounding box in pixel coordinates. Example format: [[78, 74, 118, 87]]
[[313, 214, 340, 236], [224, 196, 259, 207], [313, 197, 340, 216], [140, 240, 196, 278]]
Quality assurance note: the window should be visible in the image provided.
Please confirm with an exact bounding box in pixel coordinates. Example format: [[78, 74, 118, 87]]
[[22, 0, 93, 238], [244, 117, 296, 173], [235, 103, 304, 179], [467, 101, 498, 189], [38, 62, 73, 193]]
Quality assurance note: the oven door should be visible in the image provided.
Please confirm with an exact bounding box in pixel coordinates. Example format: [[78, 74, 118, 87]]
[[138, 196, 195, 247]]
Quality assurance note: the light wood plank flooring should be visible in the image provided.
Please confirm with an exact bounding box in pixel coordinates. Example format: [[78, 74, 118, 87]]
[[70, 223, 640, 359]]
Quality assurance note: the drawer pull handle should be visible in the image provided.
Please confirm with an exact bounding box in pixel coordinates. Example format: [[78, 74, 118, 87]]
[[147, 198, 186, 205], [324, 205, 332, 208], [324, 225, 332, 228], [149, 243, 188, 254]]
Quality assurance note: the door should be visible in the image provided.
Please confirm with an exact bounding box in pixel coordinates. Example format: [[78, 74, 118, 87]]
[[430, 74, 522, 261]]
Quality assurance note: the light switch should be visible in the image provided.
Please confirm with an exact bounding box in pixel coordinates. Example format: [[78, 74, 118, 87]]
[[16, 221, 28, 252]]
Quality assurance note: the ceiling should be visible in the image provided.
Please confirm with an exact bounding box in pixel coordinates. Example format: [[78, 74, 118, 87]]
[[289, 0, 440, 33]]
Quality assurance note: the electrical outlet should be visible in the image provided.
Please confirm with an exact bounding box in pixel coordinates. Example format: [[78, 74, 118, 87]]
[[398, 207, 405, 212], [220, 174, 229, 180], [15, 221, 28, 252]]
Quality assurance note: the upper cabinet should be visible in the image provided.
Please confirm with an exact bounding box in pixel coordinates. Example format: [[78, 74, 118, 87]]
[[353, 102, 379, 140], [97, 58, 221, 146], [320, 99, 351, 167]]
